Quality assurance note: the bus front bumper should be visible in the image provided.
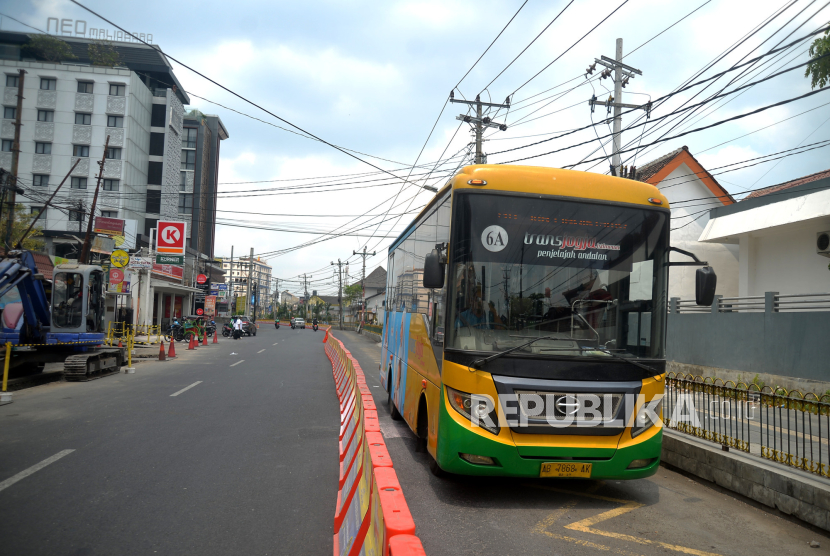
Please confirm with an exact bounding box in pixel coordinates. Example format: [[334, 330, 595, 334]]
[[436, 400, 662, 480]]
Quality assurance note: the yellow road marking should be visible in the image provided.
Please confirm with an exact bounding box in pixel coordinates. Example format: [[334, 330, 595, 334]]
[[529, 484, 723, 556]]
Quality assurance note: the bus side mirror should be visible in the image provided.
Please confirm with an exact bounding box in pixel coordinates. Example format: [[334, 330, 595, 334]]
[[695, 266, 717, 306], [423, 249, 445, 289]]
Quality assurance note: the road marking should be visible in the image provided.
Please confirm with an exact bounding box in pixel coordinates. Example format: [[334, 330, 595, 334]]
[[171, 381, 202, 397], [530, 484, 723, 556], [0, 450, 75, 493], [257, 349, 266, 353], [229, 360, 244, 367], [273, 342, 279, 345]]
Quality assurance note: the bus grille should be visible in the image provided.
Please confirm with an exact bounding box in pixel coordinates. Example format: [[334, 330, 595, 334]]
[[514, 391, 624, 422]]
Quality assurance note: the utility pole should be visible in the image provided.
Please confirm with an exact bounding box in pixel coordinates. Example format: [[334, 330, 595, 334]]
[[4, 69, 25, 250], [331, 259, 344, 330], [229, 245, 235, 315], [245, 247, 254, 318], [586, 39, 650, 177], [450, 92, 509, 164], [80, 135, 110, 264], [353, 247, 375, 326]]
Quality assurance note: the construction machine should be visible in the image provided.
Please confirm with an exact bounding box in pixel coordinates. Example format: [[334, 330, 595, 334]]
[[0, 250, 125, 381]]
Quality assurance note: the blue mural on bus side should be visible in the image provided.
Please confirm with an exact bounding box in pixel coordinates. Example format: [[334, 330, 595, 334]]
[[380, 309, 410, 414]]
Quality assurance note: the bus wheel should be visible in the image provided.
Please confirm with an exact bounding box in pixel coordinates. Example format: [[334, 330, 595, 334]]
[[388, 371, 402, 421], [429, 455, 446, 478]]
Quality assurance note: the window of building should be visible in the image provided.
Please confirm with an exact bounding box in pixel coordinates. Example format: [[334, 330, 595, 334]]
[[105, 147, 122, 160], [178, 193, 193, 213], [180, 171, 187, 191], [103, 179, 119, 191], [5, 75, 19, 88], [109, 84, 125, 96], [151, 104, 166, 127], [37, 110, 54, 122], [31, 206, 45, 216], [149, 132, 164, 156], [73, 145, 89, 157], [1, 140, 11, 152], [77, 81, 93, 94], [101, 210, 118, 218], [3, 106, 14, 119], [71, 177, 87, 189], [33, 175, 49, 187], [145, 190, 161, 214], [35, 142, 52, 154], [147, 161, 163, 185], [144, 218, 157, 238], [181, 150, 196, 170], [69, 210, 83, 222], [74, 112, 92, 125], [40, 78, 56, 90], [183, 127, 198, 148], [107, 115, 123, 128]]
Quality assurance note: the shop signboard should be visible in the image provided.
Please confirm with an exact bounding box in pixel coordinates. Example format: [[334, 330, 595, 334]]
[[151, 264, 184, 280]]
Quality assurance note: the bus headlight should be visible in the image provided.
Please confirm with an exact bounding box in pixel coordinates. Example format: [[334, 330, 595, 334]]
[[631, 398, 662, 438], [447, 386, 500, 436]]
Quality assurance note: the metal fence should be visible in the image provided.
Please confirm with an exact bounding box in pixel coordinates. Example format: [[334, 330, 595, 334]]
[[664, 373, 830, 479], [672, 292, 830, 314]]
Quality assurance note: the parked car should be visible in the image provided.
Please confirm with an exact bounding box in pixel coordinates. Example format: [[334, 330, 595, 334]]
[[236, 316, 257, 336], [294, 318, 306, 329]]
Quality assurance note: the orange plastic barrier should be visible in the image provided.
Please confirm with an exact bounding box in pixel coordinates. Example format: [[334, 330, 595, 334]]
[[325, 332, 425, 556]]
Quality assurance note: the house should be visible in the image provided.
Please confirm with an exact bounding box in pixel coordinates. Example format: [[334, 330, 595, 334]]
[[635, 146, 739, 298], [699, 168, 830, 297]]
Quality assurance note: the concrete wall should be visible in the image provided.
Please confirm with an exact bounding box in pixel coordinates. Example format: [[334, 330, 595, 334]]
[[667, 298, 830, 382], [657, 163, 739, 299]]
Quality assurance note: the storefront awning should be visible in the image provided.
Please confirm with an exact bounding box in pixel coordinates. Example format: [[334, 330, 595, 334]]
[[151, 280, 202, 294]]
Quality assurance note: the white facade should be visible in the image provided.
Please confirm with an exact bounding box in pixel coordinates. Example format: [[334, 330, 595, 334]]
[[655, 163, 740, 299], [221, 256, 273, 311], [0, 60, 152, 234], [699, 187, 830, 297]]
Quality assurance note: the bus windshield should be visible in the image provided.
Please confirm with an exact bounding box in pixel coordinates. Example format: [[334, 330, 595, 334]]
[[446, 192, 669, 360]]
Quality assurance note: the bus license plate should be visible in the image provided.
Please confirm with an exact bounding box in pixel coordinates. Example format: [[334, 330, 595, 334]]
[[540, 462, 592, 478]]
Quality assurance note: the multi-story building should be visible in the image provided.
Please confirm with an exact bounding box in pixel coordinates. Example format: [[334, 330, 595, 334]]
[[0, 31, 228, 327], [221, 256, 273, 315]]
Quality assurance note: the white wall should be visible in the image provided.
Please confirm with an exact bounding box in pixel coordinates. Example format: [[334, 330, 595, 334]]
[[739, 219, 830, 296], [656, 162, 739, 299]]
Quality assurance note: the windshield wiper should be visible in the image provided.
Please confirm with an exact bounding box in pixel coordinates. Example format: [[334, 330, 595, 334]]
[[471, 336, 569, 369], [594, 347, 658, 374]]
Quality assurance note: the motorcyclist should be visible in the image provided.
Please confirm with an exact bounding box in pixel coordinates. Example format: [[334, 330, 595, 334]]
[[312, 317, 318, 331]]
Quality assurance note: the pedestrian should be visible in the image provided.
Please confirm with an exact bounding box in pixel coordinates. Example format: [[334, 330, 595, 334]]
[[233, 316, 243, 340]]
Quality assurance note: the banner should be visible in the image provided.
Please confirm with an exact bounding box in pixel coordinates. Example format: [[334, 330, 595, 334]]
[[236, 296, 246, 314], [205, 295, 216, 316], [94, 216, 125, 236], [151, 264, 184, 280]]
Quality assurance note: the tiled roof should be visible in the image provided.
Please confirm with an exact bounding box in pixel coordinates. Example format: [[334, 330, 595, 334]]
[[743, 168, 830, 200], [32, 253, 54, 281], [361, 267, 387, 289], [634, 147, 686, 182]]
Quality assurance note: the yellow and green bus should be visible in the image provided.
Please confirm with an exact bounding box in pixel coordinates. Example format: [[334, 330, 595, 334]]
[[380, 164, 715, 479]]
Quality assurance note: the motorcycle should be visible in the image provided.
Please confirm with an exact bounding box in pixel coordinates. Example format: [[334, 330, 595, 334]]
[[313, 323, 318, 331], [205, 320, 216, 337], [166, 320, 184, 342], [222, 322, 232, 337], [275, 320, 280, 329]]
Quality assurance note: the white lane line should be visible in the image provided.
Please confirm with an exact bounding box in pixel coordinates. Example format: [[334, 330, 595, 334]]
[[170, 381, 203, 397], [229, 360, 245, 367], [0, 450, 75, 493], [273, 342, 279, 346], [257, 349, 266, 353]]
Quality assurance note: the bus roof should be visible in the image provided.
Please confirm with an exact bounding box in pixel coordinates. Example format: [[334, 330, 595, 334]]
[[388, 165, 669, 253]]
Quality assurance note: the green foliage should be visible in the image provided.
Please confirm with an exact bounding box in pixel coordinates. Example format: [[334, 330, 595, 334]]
[[805, 26, 830, 89], [87, 39, 121, 67], [23, 34, 77, 63], [0, 204, 45, 251], [344, 283, 363, 305]]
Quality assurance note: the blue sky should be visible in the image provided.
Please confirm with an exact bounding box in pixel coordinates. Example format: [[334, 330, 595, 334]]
[[4, 0, 829, 297]]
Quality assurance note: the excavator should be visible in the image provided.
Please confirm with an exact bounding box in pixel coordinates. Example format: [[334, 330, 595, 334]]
[[0, 250, 125, 381]]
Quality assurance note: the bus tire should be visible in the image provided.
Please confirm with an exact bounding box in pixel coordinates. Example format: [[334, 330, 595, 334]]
[[429, 455, 446, 478], [388, 370, 403, 421]]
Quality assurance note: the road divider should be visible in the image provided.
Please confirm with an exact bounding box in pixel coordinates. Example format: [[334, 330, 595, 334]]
[[325, 332, 426, 556]]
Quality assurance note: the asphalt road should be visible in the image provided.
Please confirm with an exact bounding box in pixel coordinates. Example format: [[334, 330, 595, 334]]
[[0, 326, 337, 556], [334, 330, 829, 556]]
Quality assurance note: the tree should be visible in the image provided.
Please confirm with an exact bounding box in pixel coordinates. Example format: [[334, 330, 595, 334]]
[[23, 35, 77, 63], [0, 204, 46, 251], [344, 283, 363, 305], [88, 39, 120, 67], [805, 26, 830, 89]]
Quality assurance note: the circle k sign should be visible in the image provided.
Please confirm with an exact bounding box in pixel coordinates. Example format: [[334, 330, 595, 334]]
[[156, 221, 187, 255]]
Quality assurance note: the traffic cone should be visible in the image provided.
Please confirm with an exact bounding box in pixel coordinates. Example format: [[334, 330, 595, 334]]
[[118, 339, 123, 348], [188, 334, 195, 350], [158, 341, 166, 361], [212, 331, 218, 344], [202, 332, 208, 346], [168, 339, 176, 358]]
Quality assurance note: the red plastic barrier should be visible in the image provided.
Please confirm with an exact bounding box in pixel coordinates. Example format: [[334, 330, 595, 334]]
[[388, 535, 427, 556]]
